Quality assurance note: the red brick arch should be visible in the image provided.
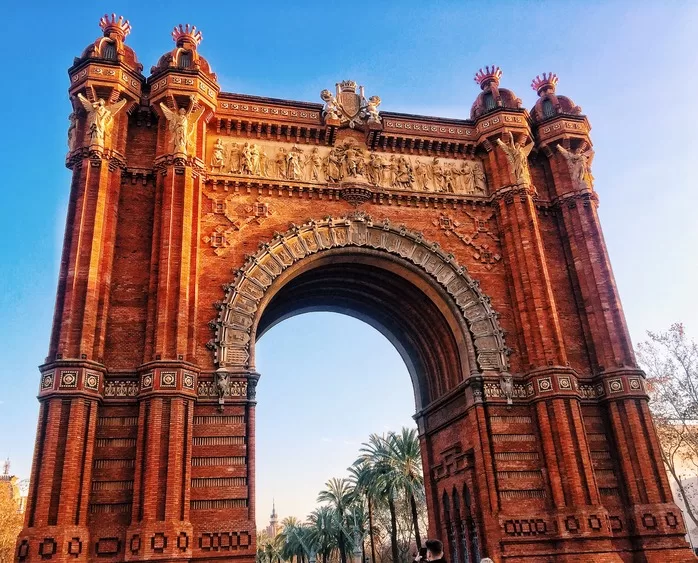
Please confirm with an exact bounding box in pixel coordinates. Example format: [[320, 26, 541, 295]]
[[212, 214, 509, 399]]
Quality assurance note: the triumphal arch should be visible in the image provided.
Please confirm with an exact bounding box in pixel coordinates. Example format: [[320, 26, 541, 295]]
[[16, 16, 695, 563]]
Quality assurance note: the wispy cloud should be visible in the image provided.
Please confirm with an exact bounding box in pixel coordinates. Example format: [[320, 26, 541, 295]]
[[321, 437, 333, 443]]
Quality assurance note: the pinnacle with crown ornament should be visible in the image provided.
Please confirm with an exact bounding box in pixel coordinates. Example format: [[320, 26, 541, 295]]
[[173, 23, 203, 48], [531, 73, 559, 95], [99, 13, 131, 40], [474, 66, 502, 89]]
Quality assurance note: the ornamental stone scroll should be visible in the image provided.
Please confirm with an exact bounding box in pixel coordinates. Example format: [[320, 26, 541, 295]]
[[209, 215, 509, 375]]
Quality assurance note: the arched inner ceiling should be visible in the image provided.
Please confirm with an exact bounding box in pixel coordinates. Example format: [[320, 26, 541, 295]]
[[254, 249, 474, 411]]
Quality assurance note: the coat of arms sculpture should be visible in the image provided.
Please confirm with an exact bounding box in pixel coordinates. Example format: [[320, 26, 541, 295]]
[[321, 80, 381, 128]]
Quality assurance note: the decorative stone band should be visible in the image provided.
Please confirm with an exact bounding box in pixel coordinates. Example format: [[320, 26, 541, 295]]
[[551, 189, 599, 210], [197, 377, 248, 400], [65, 146, 127, 170], [210, 213, 509, 374], [38, 361, 105, 399], [479, 368, 648, 403], [136, 365, 198, 398], [490, 183, 538, 204]]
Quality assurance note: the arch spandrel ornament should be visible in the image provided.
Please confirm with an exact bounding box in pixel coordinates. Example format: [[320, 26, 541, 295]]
[[210, 214, 509, 376]]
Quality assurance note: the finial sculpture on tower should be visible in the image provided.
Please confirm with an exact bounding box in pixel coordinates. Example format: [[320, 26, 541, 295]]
[[172, 23, 203, 48], [531, 72, 559, 96], [99, 13, 131, 39], [474, 65, 503, 89]]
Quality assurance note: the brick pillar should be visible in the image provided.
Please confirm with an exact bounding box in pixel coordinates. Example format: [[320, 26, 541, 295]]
[[125, 364, 197, 561], [546, 141, 691, 556], [17, 364, 103, 562], [487, 131, 616, 551]]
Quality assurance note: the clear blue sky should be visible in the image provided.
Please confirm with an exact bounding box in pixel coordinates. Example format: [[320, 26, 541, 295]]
[[2, 1, 697, 528]]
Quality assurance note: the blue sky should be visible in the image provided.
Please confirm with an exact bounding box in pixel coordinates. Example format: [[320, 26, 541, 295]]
[[2, 1, 698, 528]]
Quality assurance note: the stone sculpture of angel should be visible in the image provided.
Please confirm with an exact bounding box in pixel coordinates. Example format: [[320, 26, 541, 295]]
[[77, 93, 127, 149], [160, 95, 198, 155]]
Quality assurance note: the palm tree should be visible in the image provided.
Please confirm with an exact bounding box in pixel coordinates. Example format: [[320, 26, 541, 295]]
[[280, 517, 304, 563], [386, 428, 424, 551], [307, 505, 338, 563], [357, 434, 400, 563], [317, 478, 355, 563], [348, 461, 379, 563]]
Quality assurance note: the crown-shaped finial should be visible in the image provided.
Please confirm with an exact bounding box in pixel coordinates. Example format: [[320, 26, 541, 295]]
[[339, 80, 357, 92], [172, 24, 203, 48], [474, 66, 502, 89], [531, 73, 559, 95], [99, 14, 131, 39]]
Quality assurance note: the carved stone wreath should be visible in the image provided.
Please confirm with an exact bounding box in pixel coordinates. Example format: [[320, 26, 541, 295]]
[[209, 215, 509, 373]]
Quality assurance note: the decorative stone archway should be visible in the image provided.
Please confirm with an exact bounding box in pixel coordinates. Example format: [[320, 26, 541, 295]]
[[210, 213, 509, 378]]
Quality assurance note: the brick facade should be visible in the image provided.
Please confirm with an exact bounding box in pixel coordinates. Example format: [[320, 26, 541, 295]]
[[16, 18, 696, 563]]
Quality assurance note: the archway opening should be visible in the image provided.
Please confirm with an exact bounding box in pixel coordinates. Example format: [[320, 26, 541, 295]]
[[250, 250, 478, 561], [255, 312, 417, 529]]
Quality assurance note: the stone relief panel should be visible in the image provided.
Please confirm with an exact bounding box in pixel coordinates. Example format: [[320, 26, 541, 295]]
[[207, 137, 488, 196]]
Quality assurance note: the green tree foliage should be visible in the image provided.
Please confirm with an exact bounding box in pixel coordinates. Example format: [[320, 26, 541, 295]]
[[276, 427, 427, 563]]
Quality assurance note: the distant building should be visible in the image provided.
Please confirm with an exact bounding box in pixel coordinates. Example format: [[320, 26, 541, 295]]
[[265, 500, 279, 537], [0, 458, 27, 513]]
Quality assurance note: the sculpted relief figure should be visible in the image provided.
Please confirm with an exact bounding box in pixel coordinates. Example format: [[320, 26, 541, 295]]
[[227, 142, 241, 173], [557, 144, 594, 189], [496, 131, 534, 185], [415, 160, 430, 191], [211, 138, 225, 171], [160, 95, 198, 155], [287, 145, 303, 180], [473, 161, 488, 195], [343, 140, 365, 178], [321, 89, 341, 121], [366, 95, 381, 123], [67, 111, 78, 152], [305, 148, 322, 181], [324, 146, 343, 183], [394, 156, 414, 189], [276, 147, 288, 179], [367, 153, 384, 186], [77, 93, 127, 149]]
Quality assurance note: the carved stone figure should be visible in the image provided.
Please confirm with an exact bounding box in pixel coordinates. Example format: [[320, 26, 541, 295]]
[[227, 142, 241, 173], [320, 89, 341, 121], [496, 132, 534, 185], [431, 158, 445, 192], [366, 95, 381, 123], [305, 148, 322, 181], [241, 142, 262, 175], [216, 372, 230, 411], [367, 153, 384, 186], [287, 146, 303, 180], [159, 95, 198, 155], [557, 144, 594, 189], [276, 148, 288, 179], [457, 161, 475, 194], [415, 160, 430, 191], [67, 112, 78, 152], [259, 148, 271, 177], [443, 165, 457, 193], [324, 146, 343, 183], [500, 372, 514, 406], [77, 93, 127, 149], [473, 161, 487, 195], [320, 81, 381, 128], [343, 140, 365, 178], [394, 156, 414, 189], [210, 138, 225, 171]]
